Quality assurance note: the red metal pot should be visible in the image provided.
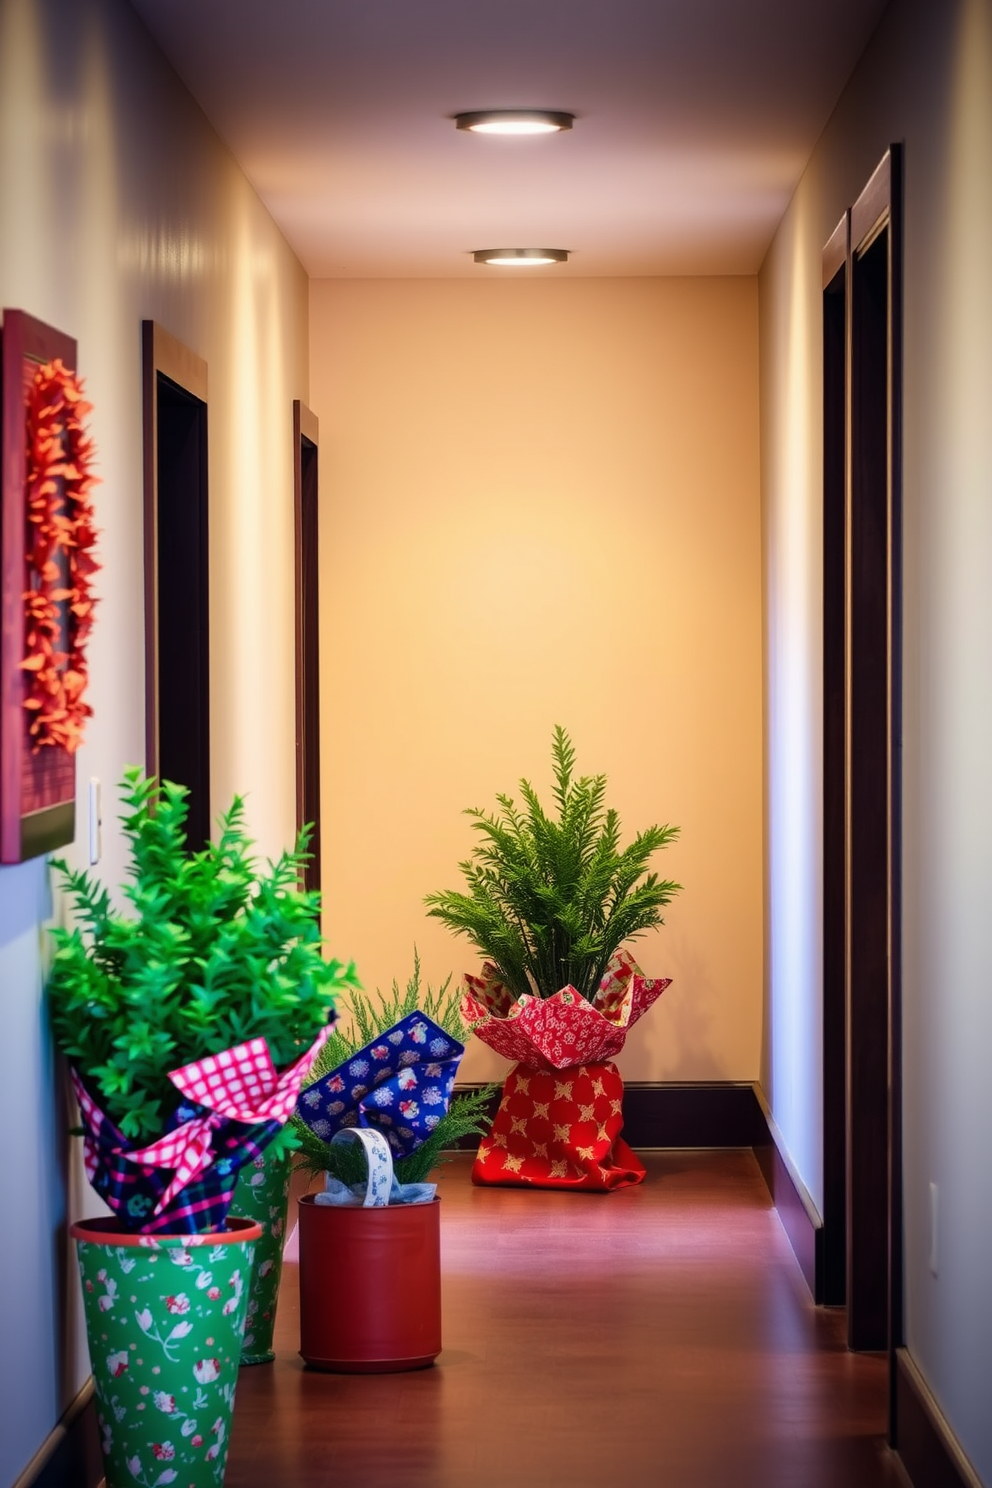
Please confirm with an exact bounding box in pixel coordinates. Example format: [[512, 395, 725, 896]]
[[297, 1191, 441, 1372]]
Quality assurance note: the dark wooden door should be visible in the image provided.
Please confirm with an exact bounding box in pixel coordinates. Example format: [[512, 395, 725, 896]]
[[821, 213, 849, 1309], [294, 400, 321, 898], [820, 148, 903, 1359], [847, 149, 903, 1358], [143, 323, 210, 848]]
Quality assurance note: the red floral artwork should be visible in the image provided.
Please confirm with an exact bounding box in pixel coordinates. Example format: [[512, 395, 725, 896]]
[[21, 358, 100, 753]]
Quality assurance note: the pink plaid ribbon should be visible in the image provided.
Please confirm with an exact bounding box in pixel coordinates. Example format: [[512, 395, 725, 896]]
[[71, 1070, 105, 1184], [120, 1028, 331, 1214]]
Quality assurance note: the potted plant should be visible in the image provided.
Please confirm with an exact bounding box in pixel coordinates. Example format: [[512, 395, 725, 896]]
[[48, 769, 358, 1488], [425, 726, 681, 1191], [231, 1151, 294, 1367], [291, 959, 494, 1372]]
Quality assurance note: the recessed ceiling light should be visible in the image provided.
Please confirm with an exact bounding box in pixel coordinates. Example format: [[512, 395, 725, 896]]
[[473, 249, 569, 267], [455, 110, 574, 136]]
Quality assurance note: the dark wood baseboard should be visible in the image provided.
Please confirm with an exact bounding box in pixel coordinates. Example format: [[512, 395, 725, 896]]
[[895, 1348, 984, 1488], [752, 1086, 824, 1301], [621, 1080, 769, 1147], [12, 1379, 103, 1488], [453, 1080, 769, 1151]]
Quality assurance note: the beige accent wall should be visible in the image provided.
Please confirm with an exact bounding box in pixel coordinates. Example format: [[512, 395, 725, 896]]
[[309, 277, 763, 1084]]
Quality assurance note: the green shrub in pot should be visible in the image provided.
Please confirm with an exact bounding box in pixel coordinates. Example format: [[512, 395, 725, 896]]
[[425, 725, 681, 1003]]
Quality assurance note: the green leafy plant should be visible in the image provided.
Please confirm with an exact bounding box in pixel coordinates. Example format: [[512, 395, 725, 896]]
[[306, 949, 465, 1085], [48, 768, 359, 1144], [425, 725, 681, 1002], [292, 956, 496, 1186]]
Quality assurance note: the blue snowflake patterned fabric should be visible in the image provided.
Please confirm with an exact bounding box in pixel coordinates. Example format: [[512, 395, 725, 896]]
[[295, 1013, 465, 1158]]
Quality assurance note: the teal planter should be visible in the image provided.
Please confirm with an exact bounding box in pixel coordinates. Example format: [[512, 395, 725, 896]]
[[233, 1150, 293, 1365], [73, 1215, 260, 1488]]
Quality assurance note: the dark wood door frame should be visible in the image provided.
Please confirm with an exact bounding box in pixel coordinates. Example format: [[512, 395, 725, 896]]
[[293, 399, 321, 898], [821, 210, 850, 1309], [142, 322, 210, 845], [820, 146, 903, 1372]]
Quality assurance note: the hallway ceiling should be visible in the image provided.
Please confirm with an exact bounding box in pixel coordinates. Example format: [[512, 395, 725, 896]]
[[128, 0, 888, 278]]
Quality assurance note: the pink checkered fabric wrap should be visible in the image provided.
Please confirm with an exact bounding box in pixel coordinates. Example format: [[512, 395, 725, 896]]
[[169, 1034, 326, 1123], [122, 1027, 331, 1214], [71, 1071, 104, 1184]]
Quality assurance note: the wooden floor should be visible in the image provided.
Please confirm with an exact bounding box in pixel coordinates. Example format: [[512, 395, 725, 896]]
[[227, 1151, 908, 1488]]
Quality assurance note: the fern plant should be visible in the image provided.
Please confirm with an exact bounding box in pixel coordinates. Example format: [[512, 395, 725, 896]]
[[305, 950, 464, 1087], [48, 768, 359, 1144], [425, 726, 681, 1002], [292, 956, 496, 1185], [292, 1087, 495, 1187]]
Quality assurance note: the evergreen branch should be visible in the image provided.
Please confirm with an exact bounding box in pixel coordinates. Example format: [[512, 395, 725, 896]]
[[292, 1086, 497, 1187], [426, 728, 682, 999]]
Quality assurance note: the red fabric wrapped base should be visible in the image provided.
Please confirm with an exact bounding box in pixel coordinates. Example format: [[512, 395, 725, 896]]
[[472, 1061, 646, 1191]]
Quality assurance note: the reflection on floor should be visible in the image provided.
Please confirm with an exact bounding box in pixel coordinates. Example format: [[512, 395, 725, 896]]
[[227, 1150, 907, 1488]]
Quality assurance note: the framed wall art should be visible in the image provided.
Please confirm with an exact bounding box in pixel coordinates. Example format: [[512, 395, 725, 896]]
[[1, 309, 99, 863]]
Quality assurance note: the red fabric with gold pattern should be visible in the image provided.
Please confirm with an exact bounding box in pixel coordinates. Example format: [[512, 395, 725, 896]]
[[472, 1062, 645, 1191]]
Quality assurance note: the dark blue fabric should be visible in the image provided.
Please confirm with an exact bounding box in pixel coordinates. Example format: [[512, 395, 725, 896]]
[[77, 1076, 283, 1235], [295, 1013, 465, 1157]]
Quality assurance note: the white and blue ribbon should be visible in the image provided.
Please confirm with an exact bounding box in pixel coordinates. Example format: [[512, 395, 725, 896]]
[[329, 1126, 393, 1207]]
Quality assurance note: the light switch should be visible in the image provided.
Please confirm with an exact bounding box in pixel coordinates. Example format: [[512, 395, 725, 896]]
[[89, 777, 102, 865]]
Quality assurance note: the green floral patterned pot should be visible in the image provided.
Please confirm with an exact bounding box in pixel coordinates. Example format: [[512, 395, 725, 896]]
[[72, 1216, 261, 1488], [232, 1149, 292, 1365]]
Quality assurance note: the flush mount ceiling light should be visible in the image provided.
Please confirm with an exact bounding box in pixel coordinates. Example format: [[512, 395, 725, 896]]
[[473, 248, 569, 266], [455, 110, 574, 136]]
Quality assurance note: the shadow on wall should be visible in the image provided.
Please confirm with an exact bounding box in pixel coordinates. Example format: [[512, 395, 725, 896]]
[[0, 855, 51, 949], [0, 856, 98, 1403], [621, 921, 725, 1080]]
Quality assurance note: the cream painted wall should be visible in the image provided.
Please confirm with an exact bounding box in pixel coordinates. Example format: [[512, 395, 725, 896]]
[[760, 0, 992, 1477], [0, 1, 308, 1482], [309, 277, 762, 1085]]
